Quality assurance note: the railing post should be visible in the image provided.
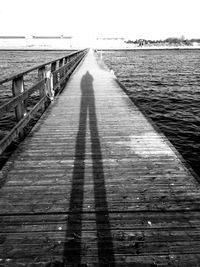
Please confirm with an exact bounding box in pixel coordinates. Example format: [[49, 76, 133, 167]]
[[64, 57, 68, 73], [12, 76, 26, 138], [66, 56, 70, 65], [57, 59, 64, 88], [38, 66, 46, 111], [45, 66, 54, 101], [51, 61, 57, 88], [64, 57, 68, 64], [59, 58, 64, 68], [51, 61, 57, 73]]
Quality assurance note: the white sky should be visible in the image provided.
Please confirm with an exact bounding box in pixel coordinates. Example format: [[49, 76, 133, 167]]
[[0, 0, 199, 40]]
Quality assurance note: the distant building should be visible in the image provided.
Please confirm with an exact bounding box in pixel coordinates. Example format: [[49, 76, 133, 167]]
[[0, 36, 25, 39], [32, 36, 72, 39], [138, 39, 147, 46], [0, 35, 74, 49]]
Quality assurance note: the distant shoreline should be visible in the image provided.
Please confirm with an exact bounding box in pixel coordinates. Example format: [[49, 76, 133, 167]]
[[0, 49, 76, 51], [96, 46, 200, 51], [0, 46, 200, 51], [1, 46, 200, 51]]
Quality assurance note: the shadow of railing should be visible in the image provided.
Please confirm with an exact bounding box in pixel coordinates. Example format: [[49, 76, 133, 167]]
[[63, 71, 115, 266]]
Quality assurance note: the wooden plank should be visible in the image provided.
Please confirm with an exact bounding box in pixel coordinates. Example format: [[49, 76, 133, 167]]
[[0, 202, 199, 215], [1, 212, 200, 234], [38, 67, 46, 112], [1, 240, 200, 259]]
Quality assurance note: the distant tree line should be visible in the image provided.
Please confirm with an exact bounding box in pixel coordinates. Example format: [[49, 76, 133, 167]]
[[125, 37, 200, 46]]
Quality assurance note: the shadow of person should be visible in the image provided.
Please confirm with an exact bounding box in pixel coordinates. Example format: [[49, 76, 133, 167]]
[[63, 71, 115, 266]]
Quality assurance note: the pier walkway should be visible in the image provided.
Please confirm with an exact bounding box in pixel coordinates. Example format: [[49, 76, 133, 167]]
[[0, 50, 200, 266]]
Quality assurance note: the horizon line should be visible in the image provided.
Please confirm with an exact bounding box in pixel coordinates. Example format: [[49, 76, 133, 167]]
[[0, 35, 200, 40]]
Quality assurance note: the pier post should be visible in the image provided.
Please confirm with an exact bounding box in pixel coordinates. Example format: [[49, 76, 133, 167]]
[[38, 66, 46, 111], [64, 57, 68, 64], [12, 76, 26, 138], [64, 57, 69, 75], [58, 59, 64, 87], [51, 61, 57, 73], [59, 58, 64, 68], [51, 61, 57, 88]]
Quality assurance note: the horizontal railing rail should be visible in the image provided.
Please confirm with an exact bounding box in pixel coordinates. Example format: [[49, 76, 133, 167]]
[[0, 48, 88, 154], [0, 50, 84, 85]]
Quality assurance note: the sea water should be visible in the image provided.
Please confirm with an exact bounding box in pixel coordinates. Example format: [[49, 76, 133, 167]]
[[103, 49, 200, 178]]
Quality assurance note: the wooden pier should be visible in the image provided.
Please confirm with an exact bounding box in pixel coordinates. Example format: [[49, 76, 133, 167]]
[[0, 49, 200, 266]]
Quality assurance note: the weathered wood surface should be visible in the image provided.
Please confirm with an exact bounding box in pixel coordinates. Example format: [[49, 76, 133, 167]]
[[0, 50, 200, 266]]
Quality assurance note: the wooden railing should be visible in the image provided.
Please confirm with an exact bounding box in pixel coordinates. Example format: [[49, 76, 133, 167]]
[[0, 49, 88, 154]]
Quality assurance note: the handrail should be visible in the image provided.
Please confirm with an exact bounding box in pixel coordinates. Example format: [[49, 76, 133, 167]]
[[0, 48, 88, 154], [0, 80, 44, 117], [0, 50, 80, 85]]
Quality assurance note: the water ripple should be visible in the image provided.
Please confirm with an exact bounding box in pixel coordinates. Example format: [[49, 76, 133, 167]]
[[103, 49, 200, 178]]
